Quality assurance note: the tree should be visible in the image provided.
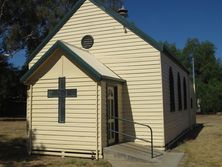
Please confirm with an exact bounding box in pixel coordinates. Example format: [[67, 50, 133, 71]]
[[0, 0, 80, 116], [0, 0, 124, 116], [165, 38, 222, 114], [0, 0, 124, 59], [100, 0, 122, 11], [0, 0, 78, 58], [0, 55, 26, 116]]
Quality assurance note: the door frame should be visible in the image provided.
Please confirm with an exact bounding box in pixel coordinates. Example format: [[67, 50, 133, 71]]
[[106, 85, 119, 146]]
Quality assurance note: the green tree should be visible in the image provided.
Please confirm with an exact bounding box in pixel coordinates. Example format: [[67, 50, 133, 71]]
[[0, 55, 26, 116], [0, 0, 124, 116], [100, 0, 122, 11], [0, 0, 123, 58], [0, 0, 78, 57], [165, 38, 222, 114]]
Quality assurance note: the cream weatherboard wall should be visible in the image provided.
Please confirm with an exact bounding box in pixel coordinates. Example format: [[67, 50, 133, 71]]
[[161, 53, 196, 145], [27, 50, 102, 158], [29, 0, 165, 147]]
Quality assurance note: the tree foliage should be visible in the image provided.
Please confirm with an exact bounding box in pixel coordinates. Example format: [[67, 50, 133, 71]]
[[0, 0, 124, 116], [100, 0, 122, 11], [0, 0, 78, 57], [1, 0, 221, 115], [0, 56, 26, 116], [165, 38, 222, 113], [0, 0, 122, 57]]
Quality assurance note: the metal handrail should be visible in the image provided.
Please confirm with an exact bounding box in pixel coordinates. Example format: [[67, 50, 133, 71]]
[[110, 117, 154, 158]]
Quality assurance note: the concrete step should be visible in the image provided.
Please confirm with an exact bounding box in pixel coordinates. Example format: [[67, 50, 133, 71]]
[[104, 142, 163, 163], [103, 142, 184, 167]]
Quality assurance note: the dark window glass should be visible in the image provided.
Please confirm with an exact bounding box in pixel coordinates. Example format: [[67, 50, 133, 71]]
[[183, 78, 187, 110], [191, 98, 193, 109], [169, 67, 175, 112], [177, 73, 182, 111], [81, 35, 94, 49]]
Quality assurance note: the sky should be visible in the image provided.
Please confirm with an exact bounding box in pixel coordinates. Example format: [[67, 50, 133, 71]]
[[10, 0, 222, 68]]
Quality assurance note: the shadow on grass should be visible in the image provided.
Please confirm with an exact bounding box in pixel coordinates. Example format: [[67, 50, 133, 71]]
[[0, 135, 47, 167], [169, 123, 204, 150]]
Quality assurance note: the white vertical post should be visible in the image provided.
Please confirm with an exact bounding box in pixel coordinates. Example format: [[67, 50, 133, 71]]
[[96, 83, 99, 160], [28, 85, 33, 155]]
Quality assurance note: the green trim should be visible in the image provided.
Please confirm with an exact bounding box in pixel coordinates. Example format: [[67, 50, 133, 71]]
[[90, 0, 163, 51], [102, 75, 126, 83], [21, 41, 60, 82], [91, 0, 189, 74], [162, 45, 189, 74], [21, 41, 102, 83], [21, 40, 125, 83], [26, 0, 86, 64], [27, 0, 163, 64], [26, 0, 189, 74], [59, 41, 102, 81]]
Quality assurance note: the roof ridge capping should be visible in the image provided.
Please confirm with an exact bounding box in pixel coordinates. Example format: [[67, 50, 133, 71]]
[[91, 0, 189, 73], [26, 0, 87, 65], [90, 0, 163, 51], [62, 41, 123, 79], [21, 40, 125, 83], [162, 44, 189, 73], [61, 40, 90, 53], [26, 0, 189, 74]]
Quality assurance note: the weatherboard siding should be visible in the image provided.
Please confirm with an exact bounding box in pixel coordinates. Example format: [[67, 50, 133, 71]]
[[30, 52, 102, 156], [29, 0, 165, 147], [161, 53, 195, 145]]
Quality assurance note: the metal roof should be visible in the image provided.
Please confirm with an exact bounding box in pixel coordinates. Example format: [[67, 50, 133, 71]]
[[21, 40, 124, 83]]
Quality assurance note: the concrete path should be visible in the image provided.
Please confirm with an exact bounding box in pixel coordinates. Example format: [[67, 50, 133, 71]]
[[107, 152, 184, 167], [104, 143, 184, 167]]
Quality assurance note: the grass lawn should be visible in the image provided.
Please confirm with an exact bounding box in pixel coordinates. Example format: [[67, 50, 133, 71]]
[[174, 115, 222, 167], [0, 120, 111, 167], [0, 115, 222, 167]]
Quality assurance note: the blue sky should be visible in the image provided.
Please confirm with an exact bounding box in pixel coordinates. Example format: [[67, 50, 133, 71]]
[[10, 0, 222, 67], [125, 0, 222, 56]]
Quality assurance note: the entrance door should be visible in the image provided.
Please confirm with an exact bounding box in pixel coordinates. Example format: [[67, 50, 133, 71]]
[[107, 86, 118, 145]]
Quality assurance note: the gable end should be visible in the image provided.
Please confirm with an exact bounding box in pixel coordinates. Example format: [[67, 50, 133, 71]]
[[21, 41, 101, 83], [26, 0, 86, 65], [26, 0, 189, 74], [27, 0, 163, 65], [22, 40, 125, 84]]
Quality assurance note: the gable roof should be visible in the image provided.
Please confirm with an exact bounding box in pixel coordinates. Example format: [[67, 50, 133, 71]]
[[21, 40, 124, 84], [26, 0, 189, 73]]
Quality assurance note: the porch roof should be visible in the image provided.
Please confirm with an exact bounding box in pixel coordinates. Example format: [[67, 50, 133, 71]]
[[21, 40, 125, 84]]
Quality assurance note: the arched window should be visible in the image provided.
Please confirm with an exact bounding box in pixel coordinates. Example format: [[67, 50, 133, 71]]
[[169, 67, 175, 112], [183, 77, 187, 110], [191, 98, 193, 109], [177, 73, 182, 111]]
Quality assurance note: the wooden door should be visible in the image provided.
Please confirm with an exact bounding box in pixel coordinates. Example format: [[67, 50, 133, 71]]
[[107, 86, 117, 145]]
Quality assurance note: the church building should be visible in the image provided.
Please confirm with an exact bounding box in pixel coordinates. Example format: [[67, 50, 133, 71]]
[[21, 0, 196, 159]]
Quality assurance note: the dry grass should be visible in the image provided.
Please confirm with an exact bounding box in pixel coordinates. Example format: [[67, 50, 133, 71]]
[[0, 121, 111, 167], [174, 115, 222, 167], [1, 116, 222, 167]]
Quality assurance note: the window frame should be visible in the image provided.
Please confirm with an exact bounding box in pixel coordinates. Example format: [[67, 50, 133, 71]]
[[177, 73, 182, 111], [183, 77, 187, 110], [169, 67, 175, 112]]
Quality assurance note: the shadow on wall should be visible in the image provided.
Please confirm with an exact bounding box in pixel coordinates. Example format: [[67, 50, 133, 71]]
[[168, 123, 204, 150], [31, 128, 46, 152], [121, 83, 136, 142]]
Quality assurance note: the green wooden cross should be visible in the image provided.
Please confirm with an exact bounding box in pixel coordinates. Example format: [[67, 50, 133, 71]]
[[48, 77, 77, 123]]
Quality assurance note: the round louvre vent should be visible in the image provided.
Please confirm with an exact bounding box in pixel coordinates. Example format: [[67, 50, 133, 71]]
[[81, 35, 94, 49]]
